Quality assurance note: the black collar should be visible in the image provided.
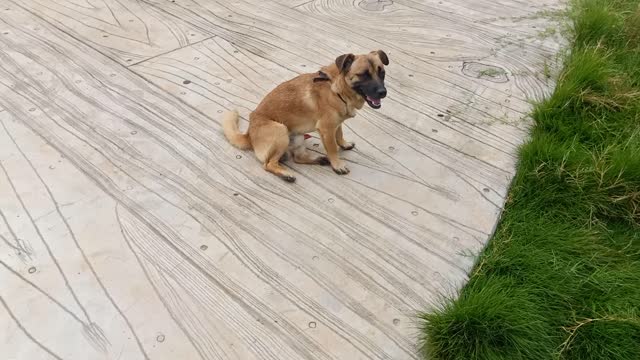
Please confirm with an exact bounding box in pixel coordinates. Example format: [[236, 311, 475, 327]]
[[336, 93, 348, 107], [313, 71, 331, 82], [313, 71, 348, 111]]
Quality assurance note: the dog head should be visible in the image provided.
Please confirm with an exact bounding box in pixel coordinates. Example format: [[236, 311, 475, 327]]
[[335, 50, 389, 109]]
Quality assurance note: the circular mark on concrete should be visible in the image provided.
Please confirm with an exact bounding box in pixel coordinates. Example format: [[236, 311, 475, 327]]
[[301, 64, 306, 67], [214, 82, 220, 86], [110, 73, 116, 77], [126, 59, 132, 62], [236, 155, 242, 159], [411, 211, 419, 216], [130, 130, 137, 135], [453, 236, 460, 241], [461, 62, 508, 83], [328, 198, 334, 203], [190, 33, 196, 37], [430, 51, 435, 54], [194, 57, 200, 60], [49, 165, 55, 170], [308, 321, 317, 328], [358, 0, 393, 11], [432, 129, 438, 133], [28, 267, 36, 274], [156, 334, 165, 342], [233, 192, 240, 197], [200, 245, 208, 251], [437, 113, 444, 117], [233, 50, 239, 53], [217, 110, 223, 113], [393, 318, 400, 326], [312, 256, 319, 261], [102, 34, 108, 38], [408, 74, 414, 77], [483, 187, 490, 193], [129, 19, 134, 22], [180, 91, 186, 95], [388, 146, 395, 151], [75, 79, 82, 84], [28, 108, 36, 112], [3, 32, 9, 35], [183, 79, 191, 85]]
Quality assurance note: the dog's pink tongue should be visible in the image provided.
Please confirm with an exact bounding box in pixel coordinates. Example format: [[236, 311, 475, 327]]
[[367, 96, 381, 105]]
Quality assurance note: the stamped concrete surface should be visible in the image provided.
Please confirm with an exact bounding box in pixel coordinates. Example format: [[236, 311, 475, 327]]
[[0, 0, 563, 359]]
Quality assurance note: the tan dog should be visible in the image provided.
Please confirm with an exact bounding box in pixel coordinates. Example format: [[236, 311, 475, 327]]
[[222, 50, 389, 182]]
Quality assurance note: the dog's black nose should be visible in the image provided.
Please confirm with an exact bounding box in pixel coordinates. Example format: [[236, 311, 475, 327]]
[[376, 88, 387, 98]]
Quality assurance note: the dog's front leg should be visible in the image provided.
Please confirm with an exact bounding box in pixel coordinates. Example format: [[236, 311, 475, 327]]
[[336, 125, 355, 150], [317, 125, 349, 175]]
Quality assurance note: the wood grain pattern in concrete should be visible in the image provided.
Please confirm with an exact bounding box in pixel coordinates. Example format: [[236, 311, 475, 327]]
[[0, 0, 563, 359], [8, 0, 212, 65]]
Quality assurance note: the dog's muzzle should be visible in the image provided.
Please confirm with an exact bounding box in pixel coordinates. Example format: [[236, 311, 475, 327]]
[[365, 87, 386, 109]]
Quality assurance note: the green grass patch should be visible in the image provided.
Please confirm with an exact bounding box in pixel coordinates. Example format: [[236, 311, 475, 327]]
[[419, 0, 640, 359]]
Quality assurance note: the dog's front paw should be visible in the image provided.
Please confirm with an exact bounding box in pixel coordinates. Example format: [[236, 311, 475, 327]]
[[332, 162, 350, 175], [340, 142, 355, 151]]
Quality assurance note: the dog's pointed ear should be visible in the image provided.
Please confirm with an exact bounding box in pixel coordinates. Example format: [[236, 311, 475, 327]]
[[376, 50, 389, 65], [335, 54, 355, 73]]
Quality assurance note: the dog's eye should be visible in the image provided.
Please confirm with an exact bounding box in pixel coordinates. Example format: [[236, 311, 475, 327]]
[[379, 68, 385, 80], [358, 72, 370, 79]]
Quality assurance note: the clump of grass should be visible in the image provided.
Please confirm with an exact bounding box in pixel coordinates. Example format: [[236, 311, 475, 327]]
[[538, 26, 558, 39], [479, 68, 506, 78], [419, 0, 640, 359], [542, 59, 553, 80]]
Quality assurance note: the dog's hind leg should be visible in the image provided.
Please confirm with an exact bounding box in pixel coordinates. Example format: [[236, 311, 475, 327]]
[[250, 116, 296, 182], [289, 135, 330, 165]]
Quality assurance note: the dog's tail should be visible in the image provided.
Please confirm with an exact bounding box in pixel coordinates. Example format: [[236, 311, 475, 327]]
[[222, 110, 252, 150]]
